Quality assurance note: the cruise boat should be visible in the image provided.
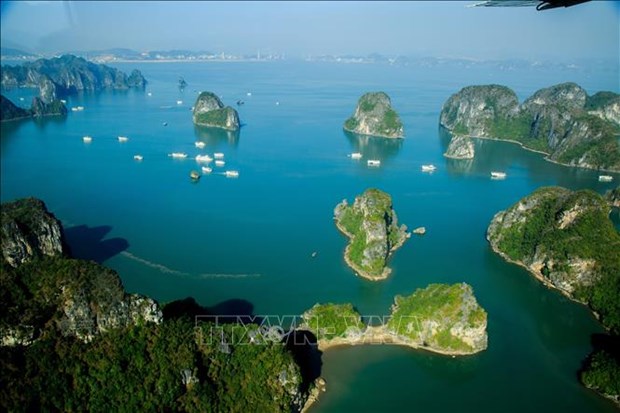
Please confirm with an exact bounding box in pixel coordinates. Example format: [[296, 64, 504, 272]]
[[195, 154, 213, 163], [195, 141, 206, 148], [169, 152, 188, 159], [215, 160, 226, 167], [598, 175, 613, 182], [214, 152, 225, 159], [350, 152, 362, 159], [225, 170, 239, 178], [367, 160, 381, 167], [82, 136, 92, 143], [133, 155, 143, 161], [118, 136, 129, 142], [491, 171, 507, 179], [176, 100, 183, 105], [201, 166, 212, 174], [421, 164, 436, 172], [72, 106, 85, 112]]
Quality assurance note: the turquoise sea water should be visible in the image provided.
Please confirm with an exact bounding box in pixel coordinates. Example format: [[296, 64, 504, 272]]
[[1, 60, 619, 412]]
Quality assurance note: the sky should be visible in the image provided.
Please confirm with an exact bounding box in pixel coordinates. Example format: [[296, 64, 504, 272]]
[[1, 1, 618, 61]]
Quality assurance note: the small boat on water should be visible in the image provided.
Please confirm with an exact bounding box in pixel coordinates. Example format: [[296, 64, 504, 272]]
[[60, 99, 67, 104], [491, 171, 507, 179], [599, 175, 614, 182], [195, 154, 213, 163], [350, 152, 362, 159], [82, 136, 92, 143], [190, 170, 201, 181], [201, 166, 212, 174], [195, 141, 206, 149], [169, 152, 188, 159], [176, 100, 183, 105], [147, 92, 152, 97], [214, 152, 225, 159], [72, 106, 85, 112], [225, 170, 239, 178], [162, 122, 168, 126], [421, 164, 436, 172], [118, 136, 129, 142], [134, 155, 143, 161], [215, 160, 226, 167], [367, 160, 381, 167]]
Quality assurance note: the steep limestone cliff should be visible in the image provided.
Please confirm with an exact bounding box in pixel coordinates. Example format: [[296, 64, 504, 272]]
[[444, 134, 475, 159], [334, 188, 409, 280], [440, 83, 620, 172], [343, 92, 404, 138], [192, 91, 240, 131]]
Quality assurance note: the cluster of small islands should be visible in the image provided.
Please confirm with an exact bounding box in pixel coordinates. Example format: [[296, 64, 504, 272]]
[[1, 55, 619, 411]]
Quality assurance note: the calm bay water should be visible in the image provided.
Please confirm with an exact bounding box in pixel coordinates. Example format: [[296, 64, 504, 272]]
[[1, 60, 618, 412]]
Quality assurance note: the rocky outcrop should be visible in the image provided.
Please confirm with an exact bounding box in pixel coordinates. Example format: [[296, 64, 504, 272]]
[[343, 92, 404, 138], [1, 197, 162, 346], [487, 186, 620, 333], [1, 198, 65, 267], [0, 94, 30, 122], [444, 134, 475, 159], [192, 91, 240, 131], [1, 54, 147, 96], [440, 83, 620, 172], [605, 186, 620, 208], [334, 188, 409, 280]]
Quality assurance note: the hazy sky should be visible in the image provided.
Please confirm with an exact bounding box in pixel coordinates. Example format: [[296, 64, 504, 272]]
[[1, 1, 618, 60]]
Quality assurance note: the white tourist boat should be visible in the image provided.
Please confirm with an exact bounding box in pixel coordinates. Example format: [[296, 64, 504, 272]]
[[169, 152, 188, 159], [367, 160, 381, 167], [350, 152, 362, 159], [147, 92, 152, 97], [118, 136, 129, 142], [82, 136, 92, 143], [214, 152, 225, 159], [176, 100, 183, 105], [195, 141, 206, 149], [195, 154, 213, 163], [225, 170, 239, 178], [72, 106, 85, 112], [215, 160, 226, 167], [133, 155, 143, 161], [491, 171, 507, 179], [598, 175, 613, 182], [421, 164, 436, 172], [201, 166, 212, 174]]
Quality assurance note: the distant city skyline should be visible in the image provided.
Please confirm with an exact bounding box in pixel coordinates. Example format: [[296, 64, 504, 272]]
[[1, 1, 618, 62]]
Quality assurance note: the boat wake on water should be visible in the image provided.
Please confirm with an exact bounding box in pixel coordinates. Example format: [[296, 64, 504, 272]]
[[120, 251, 261, 279]]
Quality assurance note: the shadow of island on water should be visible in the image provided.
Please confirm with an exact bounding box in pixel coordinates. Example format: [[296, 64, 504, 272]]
[[344, 130, 403, 166], [63, 224, 129, 263], [194, 125, 240, 149]]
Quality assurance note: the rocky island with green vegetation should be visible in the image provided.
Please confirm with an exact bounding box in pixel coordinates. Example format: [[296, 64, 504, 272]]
[[443, 134, 475, 159], [334, 188, 409, 280], [0, 198, 315, 412], [1, 94, 67, 122], [440, 83, 620, 172], [1, 54, 146, 94], [192, 91, 240, 131], [343, 92, 404, 138], [486, 186, 620, 404], [301, 283, 487, 354]]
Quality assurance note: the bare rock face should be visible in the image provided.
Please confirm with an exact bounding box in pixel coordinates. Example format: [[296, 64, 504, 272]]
[[192, 91, 240, 131], [1, 198, 65, 267], [444, 135, 475, 159], [343, 92, 404, 138], [440, 83, 620, 172]]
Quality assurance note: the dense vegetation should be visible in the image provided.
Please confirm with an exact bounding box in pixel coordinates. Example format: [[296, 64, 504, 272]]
[[0, 198, 310, 412], [386, 283, 487, 353], [334, 188, 408, 278], [194, 107, 232, 126], [581, 349, 620, 403], [343, 91, 404, 138], [301, 303, 364, 340]]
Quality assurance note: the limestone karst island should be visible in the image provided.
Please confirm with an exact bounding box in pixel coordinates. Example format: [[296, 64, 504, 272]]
[[440, 82, 620, 172], [343, 92, 404, 138], [192, 91, 240, 131], [334, 188, 409, 280], [301, 283, 488, 355]]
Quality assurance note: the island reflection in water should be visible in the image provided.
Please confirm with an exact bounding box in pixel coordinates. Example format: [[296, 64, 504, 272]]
[[344, 130, 402, 166], [193, 125, 240, 149]]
